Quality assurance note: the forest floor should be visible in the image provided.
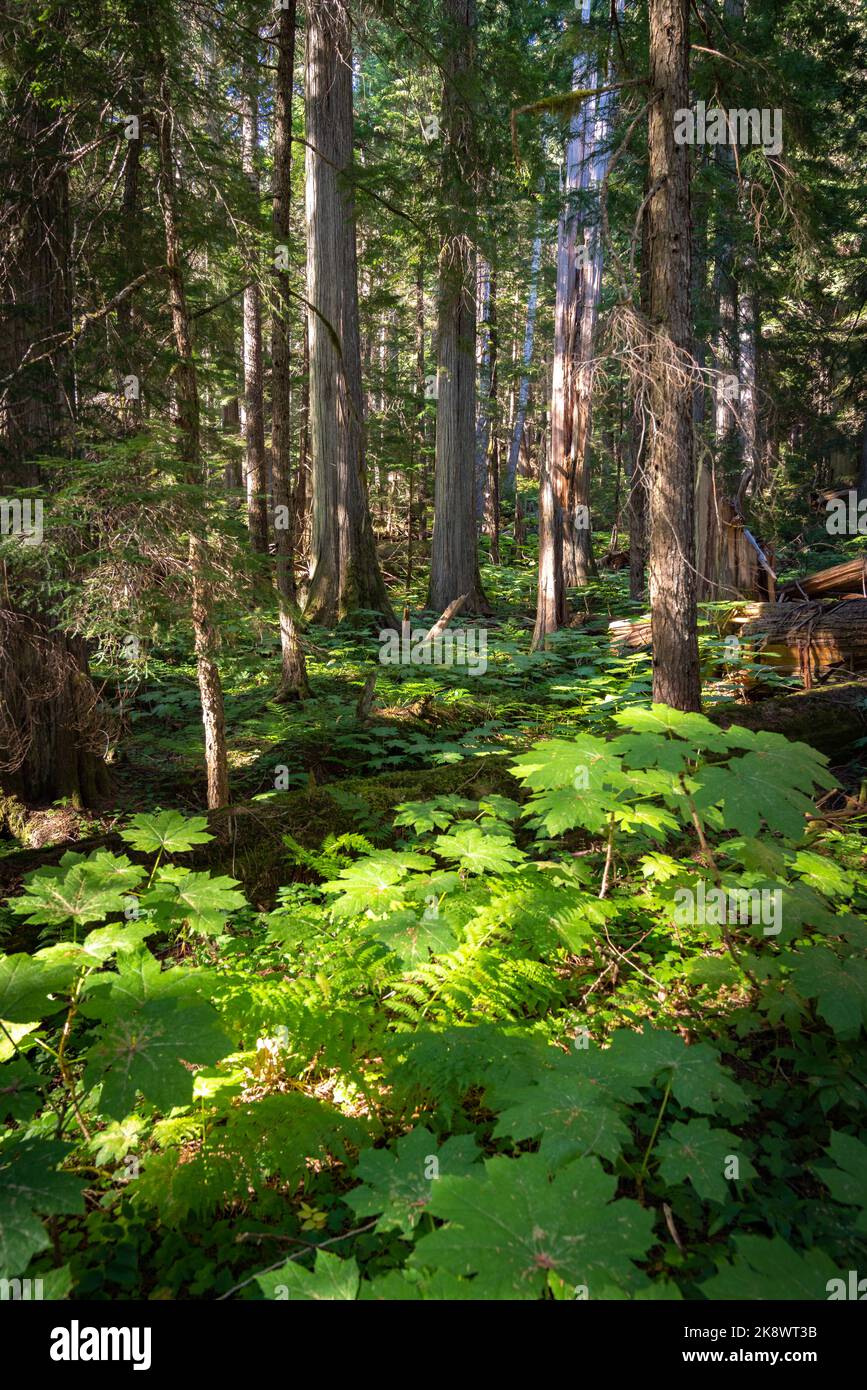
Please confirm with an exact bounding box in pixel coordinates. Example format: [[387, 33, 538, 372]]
[[3, 541, 867, 1301], [3, 562, 804, 844]]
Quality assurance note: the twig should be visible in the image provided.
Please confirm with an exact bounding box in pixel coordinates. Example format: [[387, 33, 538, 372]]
[[216, 1219, 379, 1300]]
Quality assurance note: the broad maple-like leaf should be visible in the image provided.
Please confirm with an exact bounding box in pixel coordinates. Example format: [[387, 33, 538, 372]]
[[84, 996, 232, 1119], [0, 952, 78, 1023], [143, 867, 247, 936], [321, 851, 433, 919], [79, 948, 208, 1022], [701, 1235, 840, 1300], [7, 853, 145, 927], [814, 1131, 867, 1232], [432, 824, 525, 874], [346, 1127, 480, 1235], [363, 910, 457, 966], [412, 1152, 654, 1299], [791, 948, 867, 1038], [0, 1139, 85, 1278], [256, 1251, 359, 1301], [393, 796, 476, 834], [493, 1069, 631, 1166], [0, 1058, 42, 1121], [656, 1117, 757, 1204], [120, 810, 213, 855], [604, 1026, 749, 1117]]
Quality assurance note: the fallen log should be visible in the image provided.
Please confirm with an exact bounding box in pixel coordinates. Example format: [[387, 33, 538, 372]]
[[601, 549, 630, 571], [707, 679, 867, 761], [779, 556, 867, 602], [810, 484, 855, 512], [609, 615, 652, 650], [737, 599, 867, 686]]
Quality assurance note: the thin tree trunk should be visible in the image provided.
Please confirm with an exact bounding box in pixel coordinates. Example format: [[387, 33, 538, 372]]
[[475, 256, 491, 530], [486, 270, 501, 563], [711, 0, 744, 451], [646, 0, 701, 711], [295, 314, 310, 556], [241, 75, 270, 553], [551, 0, 611, 591], [738, 279, 758, 474], [428, 0, 489, 614], [415, 261, 428, 542], [117, 74, 143, 427], [271, 0, 310, 699], [858, 413, 867, 504], [505, 231, 541, 500], [531, 444, 565, 649], [628, 169, 651, 602], [156, 69, 230, 807]]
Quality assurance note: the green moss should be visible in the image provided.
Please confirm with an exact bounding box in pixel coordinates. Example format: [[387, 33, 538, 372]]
[[0, 755, 520, 910], [0, 793, 30, 843], [206, 755, 518, 903]]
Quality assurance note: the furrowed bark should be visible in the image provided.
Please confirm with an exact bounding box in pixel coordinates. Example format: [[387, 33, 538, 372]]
[[428, 0, 489, 615], [646, 0, 701, 711], [271, 0, 310, 700]]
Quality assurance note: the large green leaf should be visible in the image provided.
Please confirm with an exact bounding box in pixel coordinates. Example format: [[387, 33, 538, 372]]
[[346, 1127, 480, 1235], [693, 735, 835, 840], [814, 1131, 867, 1231], [79, 948, 208, 1021], [393, 796, 476, 834], [384, 1025, 552, 1119], [143, 867, 247, 936], [493, 1066, 630, 1165], [511, 733, 628, 793], [0, 1058, 42, 1121], [6, 853, 144, 928], [701, 1235, 840, 1300], [412, 1153, 654, 1299], [119, 810, 213, 855], [604, 1026, 749, 1117], [84, 997, 232, 1119], [0, 952, 78, 1023], [791, 948, 867, 1038], [363, 909, 457, 966], [432, 825, 525, 874], [256, 1251, 359, 1301], [321, 852, 433, 919], [0, 1139, 85, 1278], [656, 1118, 757, 1204], [35, 922, 155, 967], [611, 704, 755, 756]]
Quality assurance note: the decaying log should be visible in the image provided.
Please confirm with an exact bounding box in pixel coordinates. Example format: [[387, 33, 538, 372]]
[[609, 615, 652, 650], [601, 550, 630, 571], [736, 599, 867, 687], [612, 597, 867, 688], [779, 557, 867, 602], [810, 485, 854, 512], [708, 679, 867, 760]]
